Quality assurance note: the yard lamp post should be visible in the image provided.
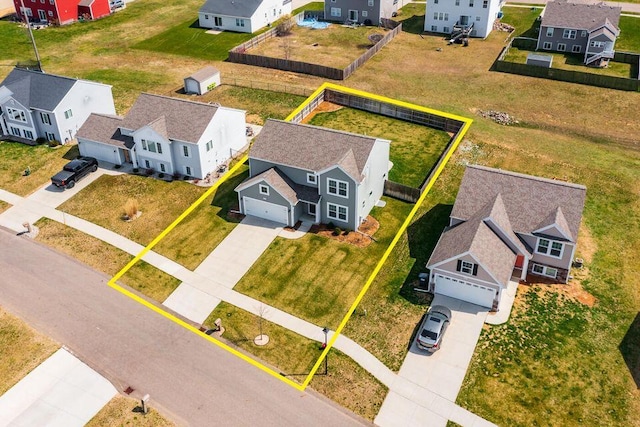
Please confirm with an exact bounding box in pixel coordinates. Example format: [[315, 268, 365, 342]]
[[322, 326, 329, 375]]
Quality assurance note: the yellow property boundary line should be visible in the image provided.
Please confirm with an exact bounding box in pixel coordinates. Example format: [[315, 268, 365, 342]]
[[107, 82, 472, 392]]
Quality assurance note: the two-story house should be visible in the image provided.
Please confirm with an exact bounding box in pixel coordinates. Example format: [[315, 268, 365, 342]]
[[324, 0, 399, 25], [536, 0, 621, 66], [0, 68, 115, 144], [426, 165, 586, 310], [77, 93, 247, 179], [424, 0, 505, 38], [14, 0, 110, 25], [198, 0, 292, 33], [235, 119, 390, 229]]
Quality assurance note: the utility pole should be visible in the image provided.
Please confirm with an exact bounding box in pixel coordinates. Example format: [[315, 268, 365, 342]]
[[19, 0, 42, 71]]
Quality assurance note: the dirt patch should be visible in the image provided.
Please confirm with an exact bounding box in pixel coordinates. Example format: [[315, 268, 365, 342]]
[[517, 277, 597, 308], [300, 102, 343, 124], [309, 215, 380, 247]]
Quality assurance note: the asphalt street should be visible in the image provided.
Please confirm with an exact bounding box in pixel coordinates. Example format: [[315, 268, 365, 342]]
[[0, 228, 367, 426]]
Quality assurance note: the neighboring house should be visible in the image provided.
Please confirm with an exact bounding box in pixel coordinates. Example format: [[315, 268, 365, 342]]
[[423, 0, 505, 38], [184, 66, 221, 95], [0, 67, 115, 144], [324, 0, 399, 25], [1, 0, 14, 18], [198, 0, 292, 34], [13, 0, 110, 25], [77, 93, 247, 179], [235, 119, 390, 229], [536, 0, 621, 67], [426, 165, 586, 310]]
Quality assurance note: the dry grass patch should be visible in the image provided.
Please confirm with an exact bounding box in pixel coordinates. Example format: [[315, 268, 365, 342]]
[[35, 219, 180, 302], [86, 394, 174, 427], [0, 308, 58, 395], [58, 174, 205, 246], [0, 200, 9, 213]]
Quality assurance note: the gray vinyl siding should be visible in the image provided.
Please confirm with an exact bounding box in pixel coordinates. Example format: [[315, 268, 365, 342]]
[[435, 254, 502, 286], [293, 201, 305, 222], [319, 167, 358, 230], [249, 158, 317, 187], [538, 25, 588, 53], [0, 99, 38, 138], [325, 0, 397, 24], [171, 141, 203, 179], [238, 181, 293, 208], [33, 109, 58, 140], [521, 233, 574, 271]]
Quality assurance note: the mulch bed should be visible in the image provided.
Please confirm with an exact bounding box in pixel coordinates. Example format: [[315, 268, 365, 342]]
[[308, 215, 380, 248]]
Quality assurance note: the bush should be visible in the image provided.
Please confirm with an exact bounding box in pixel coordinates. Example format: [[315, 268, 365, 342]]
[[173, 172, 181, 180], [276, 15, 295, 36], [343, 229, 352, 235], [183, 175, 190, 180], [158, 172, 164, 178], [327, 222, 335, 229], [114, 164, 122, 170], [333, 227, 342, 236], [35, 137, 47, 145], [132, 168, 139, 174], [48, 140, 61, 147], [145, 168, 154, 176], [124, 198, 139, 219]]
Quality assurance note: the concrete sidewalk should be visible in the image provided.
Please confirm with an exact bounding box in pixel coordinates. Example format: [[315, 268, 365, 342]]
[[0, 348, 117, 427]]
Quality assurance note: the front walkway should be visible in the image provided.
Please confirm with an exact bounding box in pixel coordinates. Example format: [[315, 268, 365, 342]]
[[0, 348, 117, 427]]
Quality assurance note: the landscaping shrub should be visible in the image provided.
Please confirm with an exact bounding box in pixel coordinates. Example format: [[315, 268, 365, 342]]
[[333, 227, 342, 236], [145, 168, 154, 176], [114, 164, 121, 169], [48, 140, 61, 147], [132, 168, 139, 174], [35, 137, 47, 145], [158, 173, 164, 178], [123, 198, 139, 219]]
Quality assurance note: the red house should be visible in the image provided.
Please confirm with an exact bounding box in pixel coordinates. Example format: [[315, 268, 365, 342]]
[[14, 0, 111, 25]]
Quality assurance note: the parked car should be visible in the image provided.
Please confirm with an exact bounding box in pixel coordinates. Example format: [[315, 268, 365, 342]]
[[416, 305, 452, 352], [51, 156, 98, 189]]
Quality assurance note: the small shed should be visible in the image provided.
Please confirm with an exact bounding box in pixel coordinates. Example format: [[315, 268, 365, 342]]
[[184, 66, 221, 95], [526, 53, 553, 68], [78, 0, 111, 20]]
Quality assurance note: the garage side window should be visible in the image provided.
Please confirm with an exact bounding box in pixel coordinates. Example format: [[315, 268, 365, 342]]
[[456, 260, 478, 276]]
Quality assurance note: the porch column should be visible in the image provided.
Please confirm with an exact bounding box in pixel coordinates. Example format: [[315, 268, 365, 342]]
[[315, 198, 321, 224], [520, 258, 529, 281]]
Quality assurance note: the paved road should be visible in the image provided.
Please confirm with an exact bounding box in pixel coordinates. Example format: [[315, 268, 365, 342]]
[[0, 228, 366, 427], [506, 0, 640, 13]]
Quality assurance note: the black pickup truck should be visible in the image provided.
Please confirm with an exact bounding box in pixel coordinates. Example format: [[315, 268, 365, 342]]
[[51, 156, 98, 189]]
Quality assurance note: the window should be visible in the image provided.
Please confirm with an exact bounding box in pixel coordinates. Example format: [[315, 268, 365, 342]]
[[557, 43, 566, 52], [443, 26, 450, 33], [49, 0, 53, 3], [183, 145, 190, 157], [307, 173, 317, 184], [144, 160, 151, 168], [10, 127, 21, 136], [327, 202, 348, 222], [536, 238, 563, 258], [48, 10, 52, 16], [204, 14, 209, 19], [368, 0, 374, 5], [64, 109, 73, 119], [214, 16, 222, 26], [7, 107, 26, 122], [546, 27, 553, 37], [40, 112, 51, 125], [236, 18, 244, 27], [259, 184, 269, 195], [331, 7, 341, 17], [532, 264, 558, 278], [433, 12, 438, 20], [24, 130, 33, 139], [455, 0, 459, 5], [431, 25, 437, 31], [572, 45, 581, 53], [482, 0, 487, 8], [590, 40, 605, 48], [46, 132, 55, 141], [434, 0, 438, 3], [327, 178, 348, 197], [580, 30, 587, 37], [160, 163, 166, 172], [148, 141, 157, 153], [157, 143, 162, 154], [563, 29, 576, 39], [362, 10, 368, 17], [469, 0, 474, 6], [457, 260, 478, 276], [206, 140, 213, 151], [141, 139, 148, 150], [543, 41, 552, 50]]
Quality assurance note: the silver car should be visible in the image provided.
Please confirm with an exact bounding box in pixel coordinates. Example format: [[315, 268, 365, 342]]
[[416, 305, 452, 352]]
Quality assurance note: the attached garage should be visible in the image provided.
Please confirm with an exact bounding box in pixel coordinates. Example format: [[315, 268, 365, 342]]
[[434, 274, 496, 309], [242, 197, 289, 225], [78, 139, 124, 165]]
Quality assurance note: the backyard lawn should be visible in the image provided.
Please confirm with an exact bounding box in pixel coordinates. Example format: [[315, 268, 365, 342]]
[[0, 308, 58, 396], [0, 142, 78, 196], [234, 197, 413, 330], [307, 106, 451, 188], [204, 302, 387, 421]]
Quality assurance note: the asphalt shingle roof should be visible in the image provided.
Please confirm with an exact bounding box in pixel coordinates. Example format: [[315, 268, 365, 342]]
[[236, 167, 321, 205], [250, 119, 383, 182], [542, 0, 621, 31], [187, 66, 220, 83], [0, 68, 77, 112], [199, 0, 263, 18], [76, 113, 134, 149]]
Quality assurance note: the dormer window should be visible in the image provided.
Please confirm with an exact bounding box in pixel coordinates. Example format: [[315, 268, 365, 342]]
[[307, 173, 317, 184], [536, 238, 563, 258], [457, 260, 478, 276]]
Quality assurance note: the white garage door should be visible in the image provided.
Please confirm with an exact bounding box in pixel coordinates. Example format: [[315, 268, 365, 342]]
[[79, 140, 119, 164], [243, 197, 288, 225], [434, 274, 496, 308]]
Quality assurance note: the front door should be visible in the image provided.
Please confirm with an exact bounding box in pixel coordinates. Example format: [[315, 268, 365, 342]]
[[349, 10, 358, 22], [123, 149, 131, 163], [308, 203, 316, 215], [38, 9, 46, 21]]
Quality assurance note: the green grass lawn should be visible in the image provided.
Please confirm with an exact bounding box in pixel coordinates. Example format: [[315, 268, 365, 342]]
[[58, 174, 206, 246], [394, 3, 426, 35], [205, 302, 387, 421], [292, 2, 324, 15], [133, 18, 256, 61], [501, 6, 542, 38], [308, 107, 451, 188], [154, 165, 249, 270], [617, 16, 640, 52], [235, 197, 413, 330], [0, 141, 78, 196], [35, 218, 181, 301]]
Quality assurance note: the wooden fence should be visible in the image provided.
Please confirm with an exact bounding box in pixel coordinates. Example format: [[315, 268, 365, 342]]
[[228, 13, 402, 80], [384, 181, 421, 203]]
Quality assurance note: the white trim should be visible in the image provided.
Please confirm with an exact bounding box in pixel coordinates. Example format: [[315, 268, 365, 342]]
[[307, 172, 317, 185], [534, 223, 571, 241], [535, 237, 564, 259], [259, 184, 270, 196], [531, 263, 558, 278], [431, 267, 504, 289], [460, 260, 474, 275]]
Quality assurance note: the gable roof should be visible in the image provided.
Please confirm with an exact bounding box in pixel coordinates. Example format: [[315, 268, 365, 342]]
[[120, 93, 221, 143], [250, 119, 383, 182], [187, 66, 220, 83], [76, 113, 134, 149], [541, 0, 621, 32], [78, 0, 95, 6], [199, 0, 263, 18], [236, 167, 321, 205], [451, 165, 586, 242], [0, 68, 77, 112]]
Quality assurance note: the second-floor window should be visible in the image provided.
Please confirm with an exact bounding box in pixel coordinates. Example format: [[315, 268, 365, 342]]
[[307, 173, 317, 184], [142, 139, 162, 154], [482, 0, 487, 8], [7, 107, 26, 122], [546, 27, 553, 37], [536, 238, 563, 258], [457, 260, 478, 276], [327, 178, 348, 197], [368, 0, 374, 6], [590, 41, 605, 48], [563, 29, 576, 39], [40, 112, 51, 125], [64, 109, 73, 119], [183, 145, 190, 157], [206, 140, 213, 151]]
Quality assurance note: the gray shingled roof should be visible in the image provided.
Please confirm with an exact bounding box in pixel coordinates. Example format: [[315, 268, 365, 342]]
[[121, 93, 220, 143], [451, 165, 586, 242], [236, 167, 321, 204], [475, 193, 529, 255], [199, 0, 263, 18], [76, 113, 134, 149], [0, 68, 77, 112], [187, 66, 220, 83], [250, 119, 382, 182], [542, 0, 621, 31]]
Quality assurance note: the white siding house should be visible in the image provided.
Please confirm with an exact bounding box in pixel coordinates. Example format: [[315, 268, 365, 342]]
[[199, 0, 292, 34], [424, 0, 505, 38]]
